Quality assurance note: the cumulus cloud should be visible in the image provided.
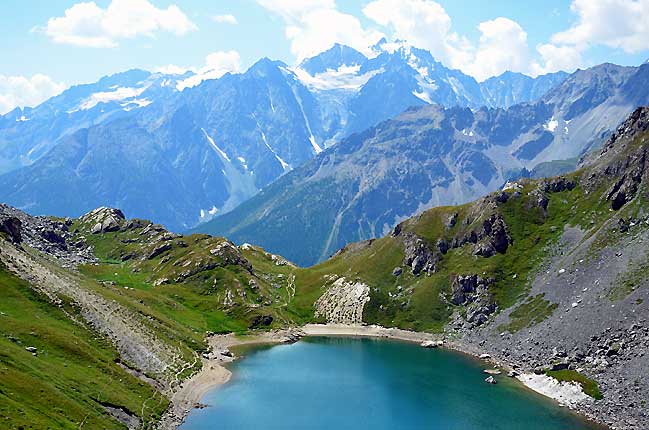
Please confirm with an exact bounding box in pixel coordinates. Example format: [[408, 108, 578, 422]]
[[465, 18, 532, 81], [363, 0, 466, 66], [42, 0, 196, 48], [212, 14, 238, 25], [532, 43, 584, 75], [552, 0, 649, 53], [256, 0, 383, 61], [175, 51, 242, 90], [0, 74, 67, 115]]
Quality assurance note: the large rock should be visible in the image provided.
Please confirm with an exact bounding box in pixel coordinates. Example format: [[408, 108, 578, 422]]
[[473, 214, 512, 257], [0, 216, 22, 244], [82, 207, 125, 234], [402, 233, 439, 275]]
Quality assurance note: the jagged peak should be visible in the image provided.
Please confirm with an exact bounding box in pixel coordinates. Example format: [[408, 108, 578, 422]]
[[247, 57, 288, 75]]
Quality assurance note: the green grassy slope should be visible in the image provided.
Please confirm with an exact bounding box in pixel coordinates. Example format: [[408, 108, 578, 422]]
[[0, 264, 167, 429]]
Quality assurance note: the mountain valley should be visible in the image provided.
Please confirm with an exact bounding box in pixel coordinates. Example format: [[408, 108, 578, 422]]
[[2, 107, 649, 429]]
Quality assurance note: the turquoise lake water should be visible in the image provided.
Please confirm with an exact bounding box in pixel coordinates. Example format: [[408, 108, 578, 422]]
[[181, 337, 604, 430]]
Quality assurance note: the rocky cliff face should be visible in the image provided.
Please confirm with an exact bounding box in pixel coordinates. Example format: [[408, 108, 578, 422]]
[[314, 276, 370, 324]]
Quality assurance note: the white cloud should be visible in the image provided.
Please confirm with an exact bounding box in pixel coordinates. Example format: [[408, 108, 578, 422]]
[[175, 51, 241, 90], [42, 0, 196, 48], [552, 0, 649, 53], [532, 43, 584, 75], [0, 74, 67, 115], [212, 14, 238, 25], [363, 1, 539, 80], [363, 0, 465, 66], [464, 18, 532, 81], [256, 0, 383, 61]]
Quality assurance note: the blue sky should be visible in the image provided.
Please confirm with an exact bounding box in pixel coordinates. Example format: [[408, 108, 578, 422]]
[[1, 0, 648, 113]]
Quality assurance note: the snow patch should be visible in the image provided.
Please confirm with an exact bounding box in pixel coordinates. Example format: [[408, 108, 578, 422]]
[[543, 117, 559, 132], [78, 86, 147, 111], [15, 115, 28, 122], [199, 206, 219, 222], [122, 98, 152, 111], [260, 129, 290, 171], [201, 129, 231, 162], [413, 90, 432, 104], [309, 135, 323, 154], [292, 65, 380, 91]]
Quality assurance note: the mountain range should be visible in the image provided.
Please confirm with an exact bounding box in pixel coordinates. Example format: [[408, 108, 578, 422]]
[[197, 61, 649, 266], [0, 41, 568, 231]]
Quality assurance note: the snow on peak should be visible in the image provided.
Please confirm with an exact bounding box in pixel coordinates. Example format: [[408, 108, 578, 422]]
[[292, 65, 379, 91]]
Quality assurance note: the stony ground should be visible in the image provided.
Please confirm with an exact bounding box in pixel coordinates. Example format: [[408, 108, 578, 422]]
[[459, 222, 649, 430]]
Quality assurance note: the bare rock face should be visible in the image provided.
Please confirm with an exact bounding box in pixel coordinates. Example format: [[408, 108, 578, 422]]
[[0, 216, 22, 243], [473, 214, 512, 258], [402, 233, 439, 275], [605, 151, 646, 210], [583, 106, 649, 211], [0, 203, 95, 266], [450, 275, 497, 326], [528, 177, 577, 214], [314, 277, 370, 324]]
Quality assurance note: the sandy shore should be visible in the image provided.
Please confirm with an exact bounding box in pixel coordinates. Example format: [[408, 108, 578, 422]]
[[163, 324, 596, 429], [158, 330, 300, 429]]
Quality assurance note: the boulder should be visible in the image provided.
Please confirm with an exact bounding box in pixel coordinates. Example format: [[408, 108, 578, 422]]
[[485, 376, 497, 384], [446, 212, 458, 228], [147, 243, 172, 260], [0, 216, 22, 243], [249, 315, 274, 329], [101, 216, 121, 232], [392, 267, 403, 276], [421, 340, 443, 348]]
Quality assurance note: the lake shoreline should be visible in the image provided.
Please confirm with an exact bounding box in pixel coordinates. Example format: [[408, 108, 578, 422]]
[[161, 324, 607, 430]]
